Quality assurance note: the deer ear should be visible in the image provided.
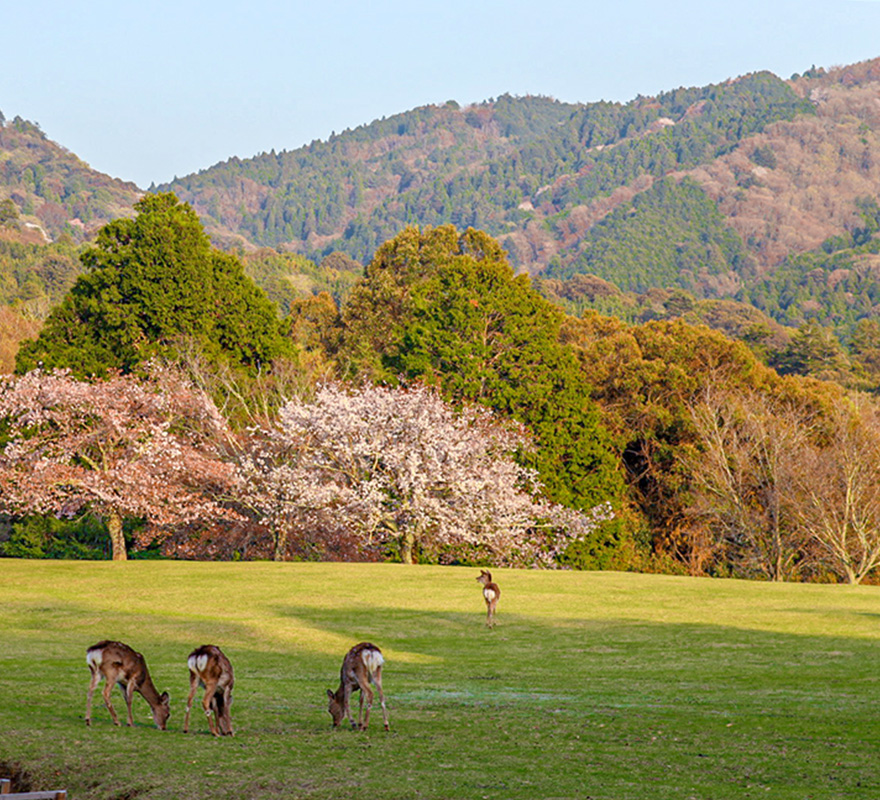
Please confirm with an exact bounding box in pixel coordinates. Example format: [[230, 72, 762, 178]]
[[326, 689, 334, 699], [160, 692, 169, 702]]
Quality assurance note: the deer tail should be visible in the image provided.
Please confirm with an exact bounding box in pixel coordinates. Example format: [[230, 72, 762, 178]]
[[361, 648, 385, 677]]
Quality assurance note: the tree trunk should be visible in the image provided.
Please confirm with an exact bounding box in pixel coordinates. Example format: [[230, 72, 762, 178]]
[[400, 530, 416, 565], [107, 509, 127, 561], [273, 527, 289, 562]]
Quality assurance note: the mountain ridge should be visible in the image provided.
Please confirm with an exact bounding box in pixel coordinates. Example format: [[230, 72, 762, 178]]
[[5, 57, 880, 352]]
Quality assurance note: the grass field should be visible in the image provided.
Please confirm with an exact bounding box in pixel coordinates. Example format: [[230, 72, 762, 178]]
[[1, 559, 879, 799]]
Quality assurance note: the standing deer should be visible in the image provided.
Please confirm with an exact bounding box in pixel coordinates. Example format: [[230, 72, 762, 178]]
[[326, 642, 389, 731], [183, 645, 235, 737], [85, 640, 170, 730], [476, 569, 500, 628]]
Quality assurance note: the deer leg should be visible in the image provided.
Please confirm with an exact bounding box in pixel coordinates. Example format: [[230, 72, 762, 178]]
[[343, 682, 357, 729], [102, 680, 120, 726], [183, 673, 199, 733], [86, 669, 101, 726], [373, 667, 390, 731], [202, 682, 220, 737], [219, 686, 234, 736], [361, 682, 375, 731], [124, 680, 137, 726]]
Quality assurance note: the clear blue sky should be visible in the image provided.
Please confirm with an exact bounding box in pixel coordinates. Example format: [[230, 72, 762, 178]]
[[2, 0, 879, 189]]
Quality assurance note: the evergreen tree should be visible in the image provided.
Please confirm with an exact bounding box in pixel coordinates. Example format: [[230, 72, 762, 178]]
[[16, 193, 286, 377], [340, 225, 624, 514]]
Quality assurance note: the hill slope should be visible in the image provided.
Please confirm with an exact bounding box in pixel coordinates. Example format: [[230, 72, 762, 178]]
[[160, 73, 814, 272], [7, 59, 880, 350]]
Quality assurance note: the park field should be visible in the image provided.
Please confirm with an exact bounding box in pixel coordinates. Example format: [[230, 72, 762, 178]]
[[1, 559, 879, 799]]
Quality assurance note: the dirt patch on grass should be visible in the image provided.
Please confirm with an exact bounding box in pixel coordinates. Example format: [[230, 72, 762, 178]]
[[0, 761, 34, 792]]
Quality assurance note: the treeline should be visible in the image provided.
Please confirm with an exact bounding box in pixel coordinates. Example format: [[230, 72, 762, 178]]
[[3, 196, 879, 583]]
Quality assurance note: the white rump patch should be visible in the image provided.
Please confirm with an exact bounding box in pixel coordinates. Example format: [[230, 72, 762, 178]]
[[188, 654, 209, 673], [86, 649, 103, 669], [484, 588, 497, 602], [361, 649, 385, 675]]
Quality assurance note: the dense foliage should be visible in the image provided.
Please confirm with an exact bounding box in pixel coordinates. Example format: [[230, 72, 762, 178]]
[[737, 197, 880, 336], [545, 177, 753, 294], [15, 194, 286, 377], [339, 226, 625, 520], [0, 237, 82, 315]]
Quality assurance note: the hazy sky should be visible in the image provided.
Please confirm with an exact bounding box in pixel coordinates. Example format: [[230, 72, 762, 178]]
[[2, 0, 879, 189]]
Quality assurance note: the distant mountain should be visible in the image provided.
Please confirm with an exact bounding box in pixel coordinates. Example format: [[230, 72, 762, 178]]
[[7, 58, 880, 350], [0, 113, 142, 243], [159, 75, 814, 271]]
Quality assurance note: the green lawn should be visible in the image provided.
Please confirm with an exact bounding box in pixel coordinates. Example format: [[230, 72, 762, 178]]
[[1, 559, 879, 799]]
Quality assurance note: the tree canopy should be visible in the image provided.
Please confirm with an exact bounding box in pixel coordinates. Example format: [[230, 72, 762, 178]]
[[15, 193, 286, 377], [339, 225, 625, 516]]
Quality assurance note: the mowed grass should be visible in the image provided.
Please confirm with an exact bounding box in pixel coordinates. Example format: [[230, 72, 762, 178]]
[[1, 560, 880, 799]]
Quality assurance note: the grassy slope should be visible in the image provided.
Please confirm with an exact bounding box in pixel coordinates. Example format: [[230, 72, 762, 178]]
[[1, 560, 879, 799]]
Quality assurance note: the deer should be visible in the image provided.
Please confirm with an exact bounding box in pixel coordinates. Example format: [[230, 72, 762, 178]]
[[183, 644, 235, 737], [85, 640, 170, 730], [476, 569, 500, 628], [326, 642, 389, 732]]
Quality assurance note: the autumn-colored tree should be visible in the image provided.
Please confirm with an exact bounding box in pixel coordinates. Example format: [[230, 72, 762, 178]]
[[240, 383, 612, 564], [685, 387, 814, 581], [562, 315, 777, 560], [794, 395, 880, 584], [562, 313, 843, 571], [0, 367, 236, 560]]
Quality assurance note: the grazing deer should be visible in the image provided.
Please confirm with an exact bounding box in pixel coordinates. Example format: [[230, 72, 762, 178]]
[[183, 645, 235, 737], [476, 569, 500, 628], [327, 642, 389, 731], [85, 640, 170, 730]]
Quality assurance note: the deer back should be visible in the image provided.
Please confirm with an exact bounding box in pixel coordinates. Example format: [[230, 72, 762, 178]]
[[87, 640, 146, 685], [187, 645, 234, 690]]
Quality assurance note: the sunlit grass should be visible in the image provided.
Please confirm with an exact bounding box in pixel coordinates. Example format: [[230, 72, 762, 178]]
[[1, 559, 879, 799]]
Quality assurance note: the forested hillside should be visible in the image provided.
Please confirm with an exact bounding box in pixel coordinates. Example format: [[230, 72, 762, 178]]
[[159, 73, 812, 270], [6, 59, 880, 378], [0, 112, 141, 241]]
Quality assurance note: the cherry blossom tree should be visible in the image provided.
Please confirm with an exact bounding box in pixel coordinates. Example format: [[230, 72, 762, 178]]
[[240, 383, 612, 564], [0, 366, 237, 560]]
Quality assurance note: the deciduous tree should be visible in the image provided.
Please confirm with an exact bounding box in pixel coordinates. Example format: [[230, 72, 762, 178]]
[[0, 366, 236, 560], [240, 383, 612, 564], [794, 395, 880, 584], [686, 387, 812, 581]]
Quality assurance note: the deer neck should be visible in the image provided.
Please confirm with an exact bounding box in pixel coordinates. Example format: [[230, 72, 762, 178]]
[[138, 672, 163, 708]]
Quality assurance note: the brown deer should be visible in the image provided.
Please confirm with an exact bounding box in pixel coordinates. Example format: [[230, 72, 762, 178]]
[[326, 642, 389, 731], [85, 640, 170, 730], [183, 645, 235, 737], [476, 569, 500, 628]]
